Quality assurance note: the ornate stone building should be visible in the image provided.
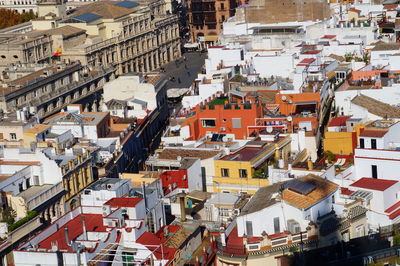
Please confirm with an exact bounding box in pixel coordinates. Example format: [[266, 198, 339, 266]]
[[0, 0, 181, 75], [0, 62, 115, 119]]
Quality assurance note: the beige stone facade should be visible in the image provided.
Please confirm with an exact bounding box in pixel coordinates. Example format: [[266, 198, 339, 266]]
[[235, 0, 331, 24], [0, 0, 181, 75]]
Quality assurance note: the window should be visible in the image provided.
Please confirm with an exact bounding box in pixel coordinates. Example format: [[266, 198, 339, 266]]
[[201, 119, 216, 127], [25, 178, 30, 189], [371, 139, 377, 149], [10, 133, 16, 140], [332, 195, 335, 204], [232, 118, 242, 129], [273, 217, 280, 234], [371, 165, 377, 179], [359, 138, 365, 148], [220, 3, 224, 9], [221, 168, 229, 177], [246, 221, 253, 236], [239, 169, 248, 178], [218, 207, 229, 217]]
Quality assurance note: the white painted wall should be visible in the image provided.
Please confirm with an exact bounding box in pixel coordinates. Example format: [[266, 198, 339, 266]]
[[253, 54, 294, 78], [355, 148, 400, 180]]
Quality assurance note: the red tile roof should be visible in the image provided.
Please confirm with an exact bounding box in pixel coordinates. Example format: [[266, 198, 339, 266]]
[[136, 232, 177, 260], [104, 197, 142, 208], [328, 116, 351, 127], [341, 187, 355, 196], [348, 8, 361, 13], [302, 51, 320, 55], [38, 214, 106, 251], [350, 178, 397, 191], [359, 130, 388, 138], [297, 58, 315, 66], [385, 201, 400, 213], [321, 35, 336, 39], [389, 208, 400, 220]]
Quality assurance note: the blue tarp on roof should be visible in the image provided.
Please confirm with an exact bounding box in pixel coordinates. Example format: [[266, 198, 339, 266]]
[[74, 12, 102, 23], [114, 0, 139, 9]]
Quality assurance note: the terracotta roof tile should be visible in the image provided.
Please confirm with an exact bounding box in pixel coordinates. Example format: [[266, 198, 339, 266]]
[[157, 149, 221, 160], [281, 174, 338, 210], [350, 178, 397, 191]]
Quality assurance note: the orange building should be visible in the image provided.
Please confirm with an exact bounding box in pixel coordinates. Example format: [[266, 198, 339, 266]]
[[275, 92, 320, 134], [183, 98, 263, 140]]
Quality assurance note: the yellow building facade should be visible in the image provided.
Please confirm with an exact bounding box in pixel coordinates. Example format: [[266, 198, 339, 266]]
[[323, 124, 365, 155], [212, 136, 291, 194], [323, 131, 356, 155], [61, 152, 94, 209]]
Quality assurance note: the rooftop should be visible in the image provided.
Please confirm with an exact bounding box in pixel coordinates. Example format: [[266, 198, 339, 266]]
[[104, 197, 143, 208], [66, 0, 140, 20], [37, 213, 106, 252], [351, 95, 400, 119], [350, 178, 398, 191], [359, 129, 388, 138], [220, 146, 264, 161], [85, 178, 129, 191], [281, 174, 338, 210], [371, 43, 400, 51], [157, 149, 221, 160], [44, 111, 108, 126], [328, 116, 351, 127], [240, 182, 283, 215], [24, 124, 50, 134]]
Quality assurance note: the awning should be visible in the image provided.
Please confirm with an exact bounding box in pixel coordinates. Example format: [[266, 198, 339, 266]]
[[295, 101, 317, 105], [184, 43, 199, 48], [205, 35, 218, 42]]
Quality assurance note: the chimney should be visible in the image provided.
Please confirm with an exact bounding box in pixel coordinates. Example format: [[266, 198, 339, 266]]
[[179, 193, 186, 222], [81, 215, 87, 241], [307, 157, 313, 171], [64, 227, 72, 247]]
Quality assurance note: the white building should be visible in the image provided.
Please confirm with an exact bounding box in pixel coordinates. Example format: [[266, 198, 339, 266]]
[[349, 178, 400, 227], [102, 73, 164, 118], [81, 178, 131, 206], [354, 120, 400, 180], [236, 174, 338, 237]]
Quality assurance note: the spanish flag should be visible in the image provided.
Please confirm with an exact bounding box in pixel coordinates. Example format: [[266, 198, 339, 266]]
[[53, 46, 62, 56]]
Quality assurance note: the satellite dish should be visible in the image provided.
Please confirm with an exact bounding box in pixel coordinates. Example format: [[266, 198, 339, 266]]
[[287, 116, 293, 122], [267, 126, 273, 133], [281, 95, 287, 101], [287, 99, 292, 104]]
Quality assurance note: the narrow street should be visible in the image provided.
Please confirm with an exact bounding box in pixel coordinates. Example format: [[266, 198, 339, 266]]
[[162, 51, 206, 90]]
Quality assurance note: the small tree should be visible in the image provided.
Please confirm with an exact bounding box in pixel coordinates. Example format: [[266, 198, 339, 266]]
[[323, 150, 336, 164]]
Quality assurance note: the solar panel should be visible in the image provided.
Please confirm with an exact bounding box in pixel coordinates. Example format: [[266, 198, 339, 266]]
[[286, 179, 316, 195], [114, 0, 139, 9], [74, 12, 102, 23], [211, 134, 218, 142], [217, 134, 225, 142]]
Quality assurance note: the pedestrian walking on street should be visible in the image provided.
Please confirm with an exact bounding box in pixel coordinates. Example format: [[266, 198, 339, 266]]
[[184, 64, 188, 69], [187, 71, 190, 76], [178, 78, 181, 83]]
